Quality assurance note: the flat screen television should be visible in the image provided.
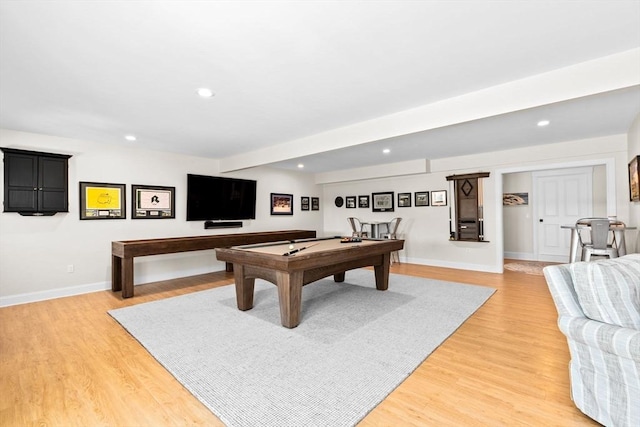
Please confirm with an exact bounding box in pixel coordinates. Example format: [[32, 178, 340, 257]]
[[186, 174, 257, 221]]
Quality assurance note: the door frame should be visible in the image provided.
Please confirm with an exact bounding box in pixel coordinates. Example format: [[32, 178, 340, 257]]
[[494, 157, 616, 272]]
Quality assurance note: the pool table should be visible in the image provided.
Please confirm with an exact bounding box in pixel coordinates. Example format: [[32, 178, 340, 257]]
[[215, 237, 405, 328]]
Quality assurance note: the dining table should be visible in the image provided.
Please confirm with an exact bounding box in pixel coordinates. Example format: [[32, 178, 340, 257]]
[[561, 221, 636, 263], [361, 221, 391, 239]]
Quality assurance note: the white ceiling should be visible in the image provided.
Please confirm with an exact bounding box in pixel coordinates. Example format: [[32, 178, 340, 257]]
[[1, 1, 639, 173]]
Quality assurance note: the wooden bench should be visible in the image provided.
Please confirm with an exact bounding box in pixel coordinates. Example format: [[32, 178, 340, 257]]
[[111, 230, 316, 298]]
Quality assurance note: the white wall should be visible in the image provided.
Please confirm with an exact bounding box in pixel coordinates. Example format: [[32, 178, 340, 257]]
[[0, 129, 323, 306], [1, 129, 635, 306], [629, 113, 640, 252], [503, 172, 533, 259], [323, 134, 632, 273]]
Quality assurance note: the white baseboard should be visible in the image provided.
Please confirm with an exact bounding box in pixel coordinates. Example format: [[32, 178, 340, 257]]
[[0, 281, 110, 307]]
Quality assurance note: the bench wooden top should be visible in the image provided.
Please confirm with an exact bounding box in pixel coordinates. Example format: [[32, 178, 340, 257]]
[[112, 230, 317, 258]]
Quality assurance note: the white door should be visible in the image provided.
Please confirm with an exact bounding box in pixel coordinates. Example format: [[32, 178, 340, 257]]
[[533, 167, 593, 262]]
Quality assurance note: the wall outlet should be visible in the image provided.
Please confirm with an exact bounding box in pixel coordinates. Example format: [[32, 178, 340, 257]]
[[67, 264, 74, 273]]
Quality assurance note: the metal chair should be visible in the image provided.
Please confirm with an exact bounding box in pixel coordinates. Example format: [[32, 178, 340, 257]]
[[577, 218, 619, 261], [347, 217, 367, 237], [381, 217, 402, 263]]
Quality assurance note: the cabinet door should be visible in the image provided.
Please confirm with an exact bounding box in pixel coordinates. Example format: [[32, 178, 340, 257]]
[[3, 152, 38, 212], [456, 178, 479, 241], [38, 156, 69, 212], [2, 148, 70, 214]]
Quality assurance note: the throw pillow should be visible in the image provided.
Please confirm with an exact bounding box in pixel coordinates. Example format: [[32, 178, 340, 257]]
[[570, 254, 640, 329]]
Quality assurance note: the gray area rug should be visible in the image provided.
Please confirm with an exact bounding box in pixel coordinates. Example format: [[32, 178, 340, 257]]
[[109, 269, 495, 427]]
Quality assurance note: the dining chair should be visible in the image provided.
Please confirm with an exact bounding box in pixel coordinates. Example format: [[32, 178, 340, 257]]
[[347, 217, 367, 237], [577, 218, 619, 261], [381, 217, 402, 263]]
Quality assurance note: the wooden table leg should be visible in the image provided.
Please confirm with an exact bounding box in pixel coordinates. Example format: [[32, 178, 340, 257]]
[[121, 257, 134, 298], [111, 255, 122, 292], [373, 253, 391, 290], [333, 272, 345, 282], [276, 270, 303, 328], [234, 264, 255, 311]]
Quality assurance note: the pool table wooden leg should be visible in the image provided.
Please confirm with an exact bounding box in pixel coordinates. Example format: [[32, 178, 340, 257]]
[[276, 270, 303, 328], [234, 264, 255, 311], [374, 253, 391, 290]]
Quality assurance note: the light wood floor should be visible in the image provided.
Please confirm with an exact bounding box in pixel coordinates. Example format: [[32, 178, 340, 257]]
[[0, 262, 599, 426]]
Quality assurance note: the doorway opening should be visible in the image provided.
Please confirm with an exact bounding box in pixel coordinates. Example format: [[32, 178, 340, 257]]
[[495, 158, 616, 271]]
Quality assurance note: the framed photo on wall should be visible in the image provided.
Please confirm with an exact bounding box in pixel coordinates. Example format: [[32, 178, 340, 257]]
[[345, 196, 356, 208], [301, 196, 310, 211], [398, 192, 411, 207], [79, 181, 126, 219], [358, 195, 370, 208], [132, 185, 175, 219], [372, 191, 394, 212], [431, 190, 447, 207], [629, 155, 639, 202], [311, 197, 320, 211], [271, 193, 293, 215], [415, 191, 429, 206]]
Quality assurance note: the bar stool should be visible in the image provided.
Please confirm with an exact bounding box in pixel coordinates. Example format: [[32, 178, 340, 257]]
[[577, 218, 619, 261]]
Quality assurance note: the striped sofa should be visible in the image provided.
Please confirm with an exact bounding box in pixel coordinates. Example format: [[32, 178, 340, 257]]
[[543, 254, 640, 427]]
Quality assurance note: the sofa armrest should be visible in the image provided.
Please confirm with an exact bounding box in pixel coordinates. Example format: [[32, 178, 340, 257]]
[[558, 315, 640, 361]]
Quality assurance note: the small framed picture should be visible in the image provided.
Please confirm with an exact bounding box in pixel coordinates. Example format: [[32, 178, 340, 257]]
[[415, 191, 429, 206], [358, 195, 370, 208], [311, 197, 320, 211], [271, 193, 293, 215], [345, 196, 356, 208], [431, 190, 448, 206], [132, 185, 175, 219], [301, 196, 310, 211], [503, 192, 529, 206], [629, 155, 639, 202], [79, 181, 126, 220], [372, 191, 394, 212], [398, 192, 411, 207]]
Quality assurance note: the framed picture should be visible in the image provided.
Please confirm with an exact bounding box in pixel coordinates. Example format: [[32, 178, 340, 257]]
[[311, 197, 320, 211], [503, 192, 529, 206], [271, 193, 293, 215], [345, 196, 356, 209], [431, 190, 447, 207], [132, 185, 175, 219], [358, 195, 370, 209], [79, 181, 126, 220], [629, 155, 639, 202], [415, 191, 429, 206], [372, 191, 394, 212], [301, 196, 310, 211], [398, 192, 411, 207]]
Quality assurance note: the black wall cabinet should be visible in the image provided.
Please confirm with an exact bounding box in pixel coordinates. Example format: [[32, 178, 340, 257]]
[[1, 148, 72, 216]]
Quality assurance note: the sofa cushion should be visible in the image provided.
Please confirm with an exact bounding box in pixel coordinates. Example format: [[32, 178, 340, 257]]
[[569, 254, 640, 330]]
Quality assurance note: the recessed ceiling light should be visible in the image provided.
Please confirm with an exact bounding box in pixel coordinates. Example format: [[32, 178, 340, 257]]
[[197, 88, 214, 98], [537, 120, 550, 127], [383, 148, 391, 154], [124, 135, 136, 141], [297, 164, 304, 168]]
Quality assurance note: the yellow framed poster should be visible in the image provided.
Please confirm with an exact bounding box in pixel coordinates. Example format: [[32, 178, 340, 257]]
[[79, 182, 126, 219]]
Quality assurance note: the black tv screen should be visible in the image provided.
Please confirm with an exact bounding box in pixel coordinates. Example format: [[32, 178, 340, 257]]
[[187, 174, 257, 221]]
